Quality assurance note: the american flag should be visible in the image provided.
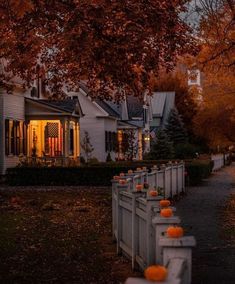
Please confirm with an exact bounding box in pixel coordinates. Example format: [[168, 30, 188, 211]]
[[46, 122, 59, 138]]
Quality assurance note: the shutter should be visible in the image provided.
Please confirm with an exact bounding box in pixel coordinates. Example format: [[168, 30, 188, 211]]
[[5, 119, 9, 155], [23, 122, 27, 155], [16, 121, 20, 155], [105, 131, 108, 152]]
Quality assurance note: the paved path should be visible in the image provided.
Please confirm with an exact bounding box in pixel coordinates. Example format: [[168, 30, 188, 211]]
[[176, 164, 235, 284]]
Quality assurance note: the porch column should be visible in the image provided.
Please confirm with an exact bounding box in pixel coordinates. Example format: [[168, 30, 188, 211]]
[[75, 121, 80, 157], [61, 118, 69, 157]]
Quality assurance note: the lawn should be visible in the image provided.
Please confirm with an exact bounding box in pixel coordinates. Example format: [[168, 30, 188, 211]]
[[0, 186, 141, 284]]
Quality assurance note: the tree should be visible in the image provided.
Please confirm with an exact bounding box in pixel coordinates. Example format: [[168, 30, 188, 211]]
[[148, 130, 174, 160], [193, 71, 235, 149], [0, 1, 198, 100], [80, 131, 94, 162], [152, 70, 198, 139], [121, 130, 138, 161], [165, 108, 188, 146]]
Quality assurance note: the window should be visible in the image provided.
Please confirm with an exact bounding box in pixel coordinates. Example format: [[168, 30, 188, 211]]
[[105, 131, 117, 152], [5, 119, 26, 156]]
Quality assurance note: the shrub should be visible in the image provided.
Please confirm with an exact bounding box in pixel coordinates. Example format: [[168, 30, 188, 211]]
[[185, 159, 213, 185], [174, 143, 199, 159], [6, 159, 213, 186]]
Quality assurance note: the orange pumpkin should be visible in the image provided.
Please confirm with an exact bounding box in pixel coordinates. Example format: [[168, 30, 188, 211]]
[[119, 179, 127, 185], [160, 208, 173, 218], [128, 170, 133, 174], [136, 184, 143, 191], [113, 175, 120, 180], [150, 190, 158, 197], [167, 226, 184, 238], [160, 199, 171, 207], [144, 265, 168, 281], [120, 172, 125, 177]]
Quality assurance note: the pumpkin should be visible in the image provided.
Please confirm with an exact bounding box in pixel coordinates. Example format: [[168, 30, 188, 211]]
[[113, 175, 120, 180], [167, 226, 184, 238], [144, 265, 168, 282], [160, 199, 171, 207], [128, 170, 133, 174], [136, 184, 143, 191], [149, 190, 158, 197], [142, 166, 147, 171], [120, 172, 125, 177], [119, 179, 127, 185], [136, 167, 142, 171], [160, 208, 173, 218]]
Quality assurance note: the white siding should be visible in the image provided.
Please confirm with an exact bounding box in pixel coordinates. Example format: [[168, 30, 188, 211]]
[[1, 91, 25, 174], [77, 91, 118, 162]]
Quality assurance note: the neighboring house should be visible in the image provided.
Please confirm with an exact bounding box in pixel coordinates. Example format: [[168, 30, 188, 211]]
[[69, 85, 144, 162], [150, 91, 175, 133], [68, 85, 175, 162], [0, 85, 83, 175]]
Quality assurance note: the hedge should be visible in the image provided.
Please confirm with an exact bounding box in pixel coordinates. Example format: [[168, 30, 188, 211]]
[[6, 159, 213, 186]]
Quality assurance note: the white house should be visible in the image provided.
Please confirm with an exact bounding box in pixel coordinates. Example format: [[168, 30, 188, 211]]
[[68, 84, 175, 162], [0, 85, 83, 175]]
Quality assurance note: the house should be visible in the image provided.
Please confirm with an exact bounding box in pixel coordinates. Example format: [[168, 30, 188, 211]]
[[69, 85, 144, 162], [68, 85, 175, 162], [0, 85, 83, 175]]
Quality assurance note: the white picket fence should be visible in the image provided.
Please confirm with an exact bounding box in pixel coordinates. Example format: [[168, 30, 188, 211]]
[[111, 162, 196, 284], [211, 153, 229, 171]]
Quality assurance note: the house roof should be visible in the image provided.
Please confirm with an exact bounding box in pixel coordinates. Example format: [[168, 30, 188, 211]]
[[25, 98, 83, 117], [95, 100, 120, 118], [39, 99, 84, 116], [126, 96, 143, 119]]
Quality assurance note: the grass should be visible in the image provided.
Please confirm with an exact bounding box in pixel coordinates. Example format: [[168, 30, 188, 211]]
[[0, 187, 141, 284]]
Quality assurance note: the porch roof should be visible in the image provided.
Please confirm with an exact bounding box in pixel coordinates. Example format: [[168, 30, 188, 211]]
[[25, 98, 83, 119]]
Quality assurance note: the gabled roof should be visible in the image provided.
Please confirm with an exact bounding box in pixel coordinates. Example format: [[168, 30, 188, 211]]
[[95, 100, 120, 118], [126, 96, 143, 119], [151, 92, 175, 118], [25, 98, 83, 117], [39, 99, 83, 116]]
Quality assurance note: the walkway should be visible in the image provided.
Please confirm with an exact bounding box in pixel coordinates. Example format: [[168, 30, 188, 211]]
[[176, 164, 235, 284]]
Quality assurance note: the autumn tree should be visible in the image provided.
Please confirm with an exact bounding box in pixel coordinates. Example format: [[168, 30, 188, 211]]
[[0, 0, 198, 100]]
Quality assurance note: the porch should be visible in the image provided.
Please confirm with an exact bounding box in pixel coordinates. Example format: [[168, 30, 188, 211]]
[[25, 98, 82, 166]]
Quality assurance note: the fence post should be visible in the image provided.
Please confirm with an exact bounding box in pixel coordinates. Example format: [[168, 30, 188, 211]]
[[152, 216, 181, 264], [168, 161, 173, 198], [181, 161, 185, 193], [161, 164, 166, 198], [146, 196, 163, 266], [111, 178, 120, 241], [116, 182, 130, 254], [131, 191, 145, 270], [159, 236, 196, 284], [175, 161, 179, 196]]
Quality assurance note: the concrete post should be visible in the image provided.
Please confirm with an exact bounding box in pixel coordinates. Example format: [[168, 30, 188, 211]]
[[152, 216, 181, 264], [159, 236, 196, 284]]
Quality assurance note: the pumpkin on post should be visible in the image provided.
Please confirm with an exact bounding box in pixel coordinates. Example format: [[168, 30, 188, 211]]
[[144, 265, 168, 281], [136, 184, 143, 191], [160, 199, 171, 207], [167, 226, 184, 238], [160, 208, 173, 218]]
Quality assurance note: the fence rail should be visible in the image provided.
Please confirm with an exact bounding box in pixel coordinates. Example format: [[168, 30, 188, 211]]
[[112, 162, 197, 284], [211, 153, 229, 171]]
